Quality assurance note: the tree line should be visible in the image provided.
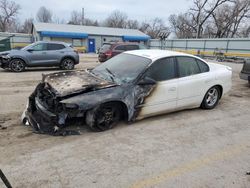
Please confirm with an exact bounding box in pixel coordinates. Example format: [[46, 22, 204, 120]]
[[0, 0, 249, 38]]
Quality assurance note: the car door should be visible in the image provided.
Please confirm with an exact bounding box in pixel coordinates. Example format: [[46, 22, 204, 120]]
[[46, 43, 66, 65], [176, 56, 211, 109], [25, 43, 50, 66], [137, 57, 178, 118]]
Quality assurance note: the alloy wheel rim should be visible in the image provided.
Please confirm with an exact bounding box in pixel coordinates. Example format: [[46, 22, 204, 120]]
[[12, 60, 24, 72], [97, 107, 117, 130], [206, 88, 218, 107], [63, 59, 74, 69]]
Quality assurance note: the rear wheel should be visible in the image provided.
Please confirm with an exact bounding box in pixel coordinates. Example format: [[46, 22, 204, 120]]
[[10, 59, 25, 72], [86, 103, 121, 132], [60, 58, 75, 70], [201, 86, 220, 109]]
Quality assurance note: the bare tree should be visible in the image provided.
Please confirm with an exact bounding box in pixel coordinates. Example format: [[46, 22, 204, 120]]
[[68, 10, 99, 26], [140, 18, 170, 39], [104, 10, 128, 28], [21, 18, 33, 33], [209, 0, 250, 38], [190, 0, 229, 38], [126, 19, 139, 29], [0, 0, 20, 32], [85, 18, 99, 26], [68, 10, 82, 25], [169, 13, 196, 38], [168, 0, 250, 38], [36, 6, 52, 23]]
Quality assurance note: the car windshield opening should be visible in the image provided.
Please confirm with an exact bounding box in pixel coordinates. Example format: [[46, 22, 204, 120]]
[[92, 53, 151, 84]]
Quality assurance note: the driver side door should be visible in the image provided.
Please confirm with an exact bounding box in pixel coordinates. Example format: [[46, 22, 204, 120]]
[[137, 57, 178, 119]]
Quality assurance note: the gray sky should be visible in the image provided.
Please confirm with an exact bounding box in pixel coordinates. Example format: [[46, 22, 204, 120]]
[[15, 0, 192, 23]]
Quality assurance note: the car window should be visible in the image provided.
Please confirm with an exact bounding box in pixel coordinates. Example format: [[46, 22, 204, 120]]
[[32, 43, 47, 51], [100, 44, 111, 52], [145, 57, 176, 82], [177, 57, 201, 77], [125, 45, 139, 51], [114, 45, 126, 51], [196, 59, 209, 73], [47, 43, 65, 50]]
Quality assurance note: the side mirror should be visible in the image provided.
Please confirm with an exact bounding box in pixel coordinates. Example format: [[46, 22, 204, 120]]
[[138, 76, 156, 85], [27, 49, 34, 52]]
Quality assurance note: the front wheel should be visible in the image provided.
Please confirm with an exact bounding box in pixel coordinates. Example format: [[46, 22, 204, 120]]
[[86, 103, 121, 132], [60, 58, 75, 70], [201, 86, 221, 109], [10, 59, 25, 72]]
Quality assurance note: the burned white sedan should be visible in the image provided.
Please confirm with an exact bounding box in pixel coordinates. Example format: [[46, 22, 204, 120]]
[[22, 50, 232, 135]]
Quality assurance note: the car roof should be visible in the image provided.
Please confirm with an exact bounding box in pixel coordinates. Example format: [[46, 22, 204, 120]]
[[124, 49, 200, 61]]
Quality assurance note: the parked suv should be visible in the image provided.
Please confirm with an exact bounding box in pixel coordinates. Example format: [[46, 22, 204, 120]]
[[98, 42, 147, 62], [0, 41, 79, 72], [240, 60, 250, 84]]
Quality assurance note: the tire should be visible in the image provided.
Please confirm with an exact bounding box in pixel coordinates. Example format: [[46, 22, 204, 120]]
[[201, 86, 221, 109], [9, 59, 25, 72], [86, 103, 121, 132], [60, 58, 75, 70]]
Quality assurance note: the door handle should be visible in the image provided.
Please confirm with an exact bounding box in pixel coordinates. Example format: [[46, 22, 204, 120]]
[[168, 87, 176, 91], [42, 52, 46, 54]]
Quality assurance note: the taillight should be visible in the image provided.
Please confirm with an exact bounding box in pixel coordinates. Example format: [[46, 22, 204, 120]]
[[105, 50, 112, 57]]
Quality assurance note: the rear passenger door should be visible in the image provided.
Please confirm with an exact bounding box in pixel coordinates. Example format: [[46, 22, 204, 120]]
[[176, 56, 210, 109], [138, 57, 178, 118], [46, 43, 66, 65]]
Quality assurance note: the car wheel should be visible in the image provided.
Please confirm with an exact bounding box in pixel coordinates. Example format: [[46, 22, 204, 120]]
[[10, 59, 25, 72], [61, 58, 75, 70], [201, 86, 221, 109], [86, 103, 121, 132]]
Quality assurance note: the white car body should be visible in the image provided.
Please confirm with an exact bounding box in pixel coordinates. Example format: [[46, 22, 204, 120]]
[[124, 50, 232, 119]]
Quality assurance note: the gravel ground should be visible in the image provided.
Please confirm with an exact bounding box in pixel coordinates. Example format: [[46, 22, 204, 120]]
[[0, 54, 250, 188]]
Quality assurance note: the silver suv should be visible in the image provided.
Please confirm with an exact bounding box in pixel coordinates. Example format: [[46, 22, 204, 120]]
[[0, 41, 79, 72]]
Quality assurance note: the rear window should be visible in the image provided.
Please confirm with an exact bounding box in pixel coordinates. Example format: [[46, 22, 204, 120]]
[[125, 45, 139, 51], [100, 44, 111, 52], [47, 43, 65, 50], [115, 45, 126, 51], [196, 59, 209, 73]]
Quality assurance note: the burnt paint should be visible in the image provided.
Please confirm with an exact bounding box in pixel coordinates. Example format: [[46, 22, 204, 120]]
[[24, 70, 157, 135]]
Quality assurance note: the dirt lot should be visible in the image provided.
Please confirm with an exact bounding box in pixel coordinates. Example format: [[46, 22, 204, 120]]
[[0, 54, 250, 188]]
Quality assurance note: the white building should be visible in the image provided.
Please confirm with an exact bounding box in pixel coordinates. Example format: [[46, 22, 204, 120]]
[[32, 23, 150, 53]]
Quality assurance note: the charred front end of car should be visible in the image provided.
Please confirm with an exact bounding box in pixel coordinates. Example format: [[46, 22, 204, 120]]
[[0, 54, 11, 69], [23, 82, 83, 135]]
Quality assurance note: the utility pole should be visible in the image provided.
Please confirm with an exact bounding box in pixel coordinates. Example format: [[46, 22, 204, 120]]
[[82, 8, 84, 25]]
